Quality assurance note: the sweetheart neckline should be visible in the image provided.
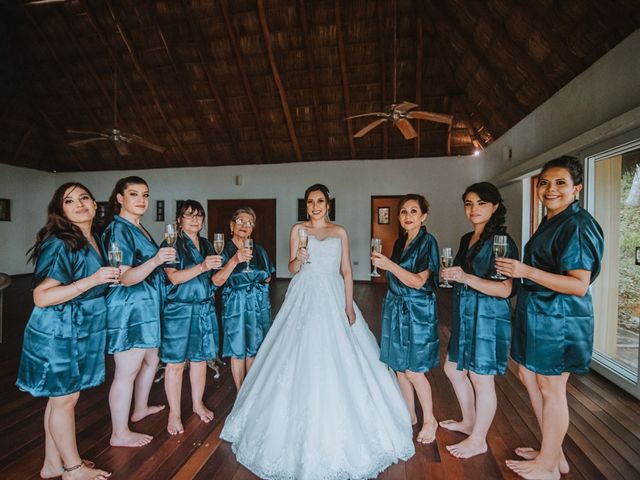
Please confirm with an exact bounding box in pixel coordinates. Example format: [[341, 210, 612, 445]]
[[309, 234, 341, 242]]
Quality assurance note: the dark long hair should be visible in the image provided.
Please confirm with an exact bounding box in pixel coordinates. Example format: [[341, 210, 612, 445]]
[[104, 176, 148, 227], [462, 182, 507, 267], [27, 182, 96, 264]]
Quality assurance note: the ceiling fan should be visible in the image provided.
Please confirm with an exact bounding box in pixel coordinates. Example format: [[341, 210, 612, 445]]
[[346, 0, 453, 140], [67, 62, 165, 155]]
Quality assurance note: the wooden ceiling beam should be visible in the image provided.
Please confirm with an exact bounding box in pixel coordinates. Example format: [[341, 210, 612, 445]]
[[219, 0, 270, 163], [443, 95, 452, 156], [298, 0, 329, 161], [256, 0, 302, 162], [376, 0, 389, 158], [334, 0, 356, 159], [414, 0, 423, 157], [180, 0, 242, 166], [103, 0, 191, 166]]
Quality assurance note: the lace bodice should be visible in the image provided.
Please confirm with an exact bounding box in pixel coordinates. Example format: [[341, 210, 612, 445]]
[[298, 235, 342, 276]]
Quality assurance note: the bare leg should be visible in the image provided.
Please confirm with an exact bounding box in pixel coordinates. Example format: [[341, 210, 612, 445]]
[[48, 393, 111, 479], [515, 365, 569, 474], [230, 357, 247, 391], [131, 348, 165, 422], [109, 349, 153, 447], [447, 373, 495, 458], [41, 399, 63, 478], [507, 372, 569, 479], [440, 359, 474, 435], [164, 362, 185, 435], [245, 356, 255, 374], [405, 370, 438, 444], [396, 372, 417, 425], [190, 361, 214, 423]]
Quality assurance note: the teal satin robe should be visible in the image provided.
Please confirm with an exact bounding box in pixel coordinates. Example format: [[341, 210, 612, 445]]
[[448, 232, 518, 375], [512, 202, 604, 375], [17, 235, 108, 397], [220, 241, 275, 359], [161, 232, 219, 363], [102, 215, 163, 353], [380, 227, 440, 372]]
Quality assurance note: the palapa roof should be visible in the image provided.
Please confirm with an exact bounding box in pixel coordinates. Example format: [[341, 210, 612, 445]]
[[1, 0, 639, 172]]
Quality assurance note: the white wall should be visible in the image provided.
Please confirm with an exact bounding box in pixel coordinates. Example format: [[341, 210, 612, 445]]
[[54, 156, 481, 280], [0, 163, 54, 275]]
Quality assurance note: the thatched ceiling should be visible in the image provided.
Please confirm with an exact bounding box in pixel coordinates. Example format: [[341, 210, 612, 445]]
[[1, 0, 639, 172]]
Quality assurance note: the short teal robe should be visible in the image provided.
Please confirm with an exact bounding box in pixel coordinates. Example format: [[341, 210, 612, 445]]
[[380, 227, 440, 372], [102, 215, 163, 353], [161, 232, 219, 363], [17, 235, 108, 397], [512, 202, 604, 375], [220, 241, 275, 359], [448, 232, 518, 375]]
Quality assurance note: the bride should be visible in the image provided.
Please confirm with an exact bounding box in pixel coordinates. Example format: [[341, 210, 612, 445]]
[[220, 184, 415, 479]]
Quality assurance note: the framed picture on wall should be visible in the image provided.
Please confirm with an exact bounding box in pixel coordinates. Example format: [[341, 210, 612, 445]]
[[297, 198, 336, 221], [96, 202, 108, 222], [0, 199, 11, 221], [377, 206, 390, 225], [156, 200, 165, 222]]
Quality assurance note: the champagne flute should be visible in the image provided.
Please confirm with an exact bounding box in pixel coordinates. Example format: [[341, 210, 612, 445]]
[[213, 233, 224, 269], [370, 238, 382, 277], [243, 238, 253, 272], [439, 247, 454, 288], [491, 235, 508, 280], [298, 227, 310, 264], [108, 242, 123, 288], [164, 223, 178, 265]]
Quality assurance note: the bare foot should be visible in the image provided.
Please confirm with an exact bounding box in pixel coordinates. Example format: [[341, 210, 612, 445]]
[[439, 419, 473, 435], [417, 418, 438, 444], [506, 459, 560, 480], [62, 463, 111, 480], [193, 405, 214, 423], [515, 447, 570, 475], [42, 460, 96, 478], [167, 415, 184, 435], [446, 436, 488, 458], [110, 431, 153, 447], [130, 404, 165, 423]]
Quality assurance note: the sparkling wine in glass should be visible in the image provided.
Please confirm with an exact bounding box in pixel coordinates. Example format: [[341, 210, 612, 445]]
[[108, 242, 123, 287], [213, 233, 224, 269], [439, 247, 454, 288], [164, 223, 178, 265], [298, 227, 310, 264], [243, 238, 253, 272], [370, 238, 382, 277], [491, 235, 508, 280]]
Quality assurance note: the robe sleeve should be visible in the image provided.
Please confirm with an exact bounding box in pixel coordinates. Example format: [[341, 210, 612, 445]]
[[557, 217, 604, 279], [416, 233, 440, 277], [33, 237, 74, 286]]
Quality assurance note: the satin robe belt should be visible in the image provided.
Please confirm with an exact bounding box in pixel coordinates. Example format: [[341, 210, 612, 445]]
[[387, 292, 434, 349], [522, 283, 551, 292], [223, 283, 266, 305], [57, 297, 105, 378], [167, 299, 216, 355]]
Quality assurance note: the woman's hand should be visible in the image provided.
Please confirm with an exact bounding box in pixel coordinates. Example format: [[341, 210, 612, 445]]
[[92, 267, 121, 285], [234, 247, 253, 264], [203, 255, 223, 270], [495, 258, 529, 278], [154, 247, 177, 266], [345, 305, 356, 326], [371, 252, 393, 271], [441, 266, 467, 284], [296, 247, 309, 263]]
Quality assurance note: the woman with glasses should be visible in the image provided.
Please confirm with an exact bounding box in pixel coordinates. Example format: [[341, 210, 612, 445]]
[[161, 200, 222, 435], [213, 207, 275, 390]]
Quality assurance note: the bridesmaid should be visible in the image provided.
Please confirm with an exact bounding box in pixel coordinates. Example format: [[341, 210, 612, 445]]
[[213, 207, 275, 390], [439, 182, 518, 458], [162, 200, 221, 435], [102, 176, 175, 447], [497, 156, 604, 480], [372, 193, 440, 444], [17, 183, 117, 479]]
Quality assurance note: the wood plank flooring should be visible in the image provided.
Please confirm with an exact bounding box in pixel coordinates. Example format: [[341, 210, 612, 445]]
[[0, 277, 639, 479]]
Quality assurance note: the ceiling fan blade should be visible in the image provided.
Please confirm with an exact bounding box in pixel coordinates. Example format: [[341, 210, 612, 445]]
[[114, 140, 132, 156], [68, 137, 109, 147], [409, 111, 454, 125], [129, 135, 166, 153], [26, 0, 68, 5], [346, 112, 386, 120], [395, 119, 418, 140], [353, 118, 387, 138], [394, 101, 419, 113], [67, 128, 107, 136]]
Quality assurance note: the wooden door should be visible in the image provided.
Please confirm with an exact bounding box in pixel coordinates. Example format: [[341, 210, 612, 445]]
[[371, 196, 402, 283], [207, 199, 277, 277]]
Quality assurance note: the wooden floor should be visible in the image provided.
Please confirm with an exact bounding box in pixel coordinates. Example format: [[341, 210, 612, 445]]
[[1, 277, 640, 480]]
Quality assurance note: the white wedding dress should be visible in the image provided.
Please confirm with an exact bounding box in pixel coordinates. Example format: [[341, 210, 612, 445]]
[[220, 235, 415, 480]]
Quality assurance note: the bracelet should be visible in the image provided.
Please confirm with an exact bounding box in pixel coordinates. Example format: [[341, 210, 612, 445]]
[[72, 282, 84, 293], [62, 463, 83, 472]]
